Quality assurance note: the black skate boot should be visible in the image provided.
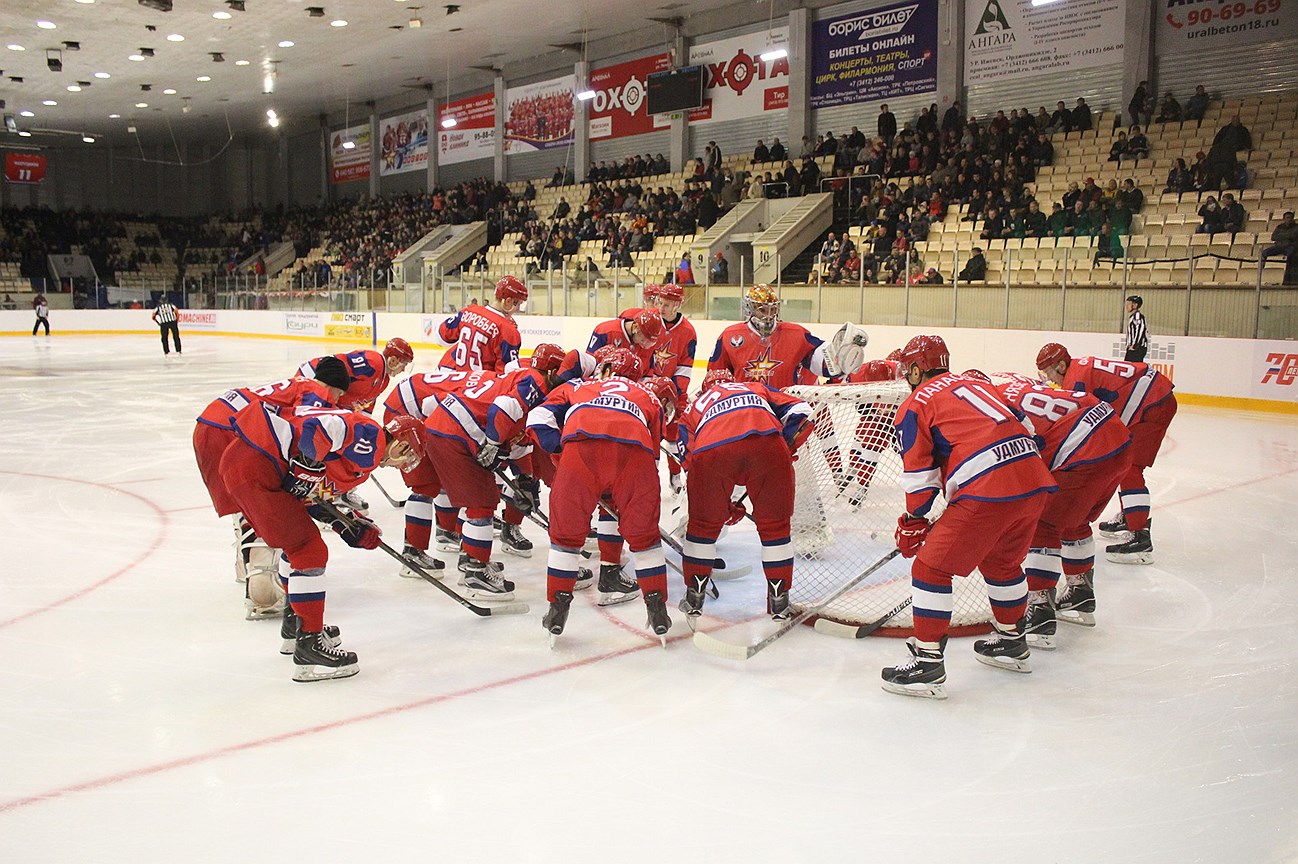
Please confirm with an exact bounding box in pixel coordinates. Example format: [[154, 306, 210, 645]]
[[1097, 511, 1130, 539], [974, 618, 1032, 673], [292, 630, 358, 682], [458, 556, 515, 601], [1106, 527, 1153, 565], [597, 563, 640, 607], [644, 590, 672, 646], [499, 523, 533, 558], [767, 579, 793, 621], [678, 575, 712, 628], [542, 590, 573, 648], [1056, 570, 1097, 627], [338, 489, 369, 515], [881, 636, 948, 699], [492, 516, 506, 537], [399, 545, 445, 580], [1023, 589, 1057, 650], [435, 527, 462, 553], [574, 567, 595, 590], [279, 604, 342, 654]]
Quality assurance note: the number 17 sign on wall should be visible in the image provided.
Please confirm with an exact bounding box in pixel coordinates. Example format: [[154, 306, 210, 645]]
[[4, 152, 47, 185]]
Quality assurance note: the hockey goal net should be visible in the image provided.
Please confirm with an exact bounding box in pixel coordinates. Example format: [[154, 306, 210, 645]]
[[785, 380, 993, 637]]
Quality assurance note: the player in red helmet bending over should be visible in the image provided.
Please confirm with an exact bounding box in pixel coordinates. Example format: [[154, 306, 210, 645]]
[[1036, 342, 1177, 564], [624, 284, 697, 492], [527, 350, 675, 646], [675, 368, 813, 622], [438, 275, 527, 372], [883, 336, 1056, 699]]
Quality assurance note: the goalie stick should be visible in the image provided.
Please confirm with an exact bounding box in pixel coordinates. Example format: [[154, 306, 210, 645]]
[[369, 475, 407, 508], [812, 595, 912, 639], [691, 548, 902, 660], [311, 498, 529, 617]]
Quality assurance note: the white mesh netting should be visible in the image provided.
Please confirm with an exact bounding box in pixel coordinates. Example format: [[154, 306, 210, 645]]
[[785, 381, 993, 636]]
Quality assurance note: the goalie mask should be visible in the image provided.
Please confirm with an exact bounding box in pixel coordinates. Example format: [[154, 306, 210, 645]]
[[742, 284, 780, 338]]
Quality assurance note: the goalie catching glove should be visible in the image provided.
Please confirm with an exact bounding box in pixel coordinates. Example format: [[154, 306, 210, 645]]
[[823, 321, 870, 379], [282, 456, 326, 499], [894, 514, 930, 559], [307, 503, 383, 549]]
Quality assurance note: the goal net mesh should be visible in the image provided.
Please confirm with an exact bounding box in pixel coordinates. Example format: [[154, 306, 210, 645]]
[[785, 381, 993, 636]]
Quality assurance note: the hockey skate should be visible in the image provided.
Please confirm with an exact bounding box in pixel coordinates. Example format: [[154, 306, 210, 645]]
[[767, 579, 793, 621], [881, 637, 948, 699], [499, 523, 533, 558], [574, 567, 595, 590], [597, 563, 641, 607], [973, 620, 1032, 673], [337, 489, 370, 515], [492, 516, 506, 537], [458, 556, 515, 601], [1056, 570, 1097, 627], [435, 528, 462, 553], [279, 604, 343, 655], [292, 630, 358, 682], [643, 590, 672, 647], [1106, 528, 1153, 565], [1097, 511, 1131, 540], [399, 545, 445, 580], [678, 575, 712, 621], [1022, 590, 1057, 650], [542, 591, 573, 648]]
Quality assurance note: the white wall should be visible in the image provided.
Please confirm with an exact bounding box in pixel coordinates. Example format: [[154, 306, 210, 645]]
[[4, 309, 1296, 408]]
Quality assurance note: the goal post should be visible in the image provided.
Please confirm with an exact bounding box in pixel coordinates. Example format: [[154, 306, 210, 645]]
[[785, 380, 993, 637]]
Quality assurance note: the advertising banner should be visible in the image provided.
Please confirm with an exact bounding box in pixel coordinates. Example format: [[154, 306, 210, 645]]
[[379, 109, 429, 176], [1254, 343, 1298, 401], [1157, 0, 1296, 52], [811, 2, 938, 109], [178, 310, 218, 331], [588, 53, 673, 140], [4, 152, 47, 185], [687, 28, 790, 124], [284, 312, 323, 336], [504, 76, 575, 154], [329, 123, 372, 184], [324, 311, 373, 341], [437, 92, 496, 165], [963, 0, 1125, 85]]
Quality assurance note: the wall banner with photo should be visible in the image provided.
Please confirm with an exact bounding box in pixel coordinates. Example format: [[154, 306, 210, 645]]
[[504, 76, 575, 154], [379, 109, 430, 177]]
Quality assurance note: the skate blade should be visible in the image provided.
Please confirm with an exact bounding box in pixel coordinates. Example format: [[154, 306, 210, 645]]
[[597, 591, 640, 607], [683, 613, 700, 632], [464, 588, 516, 602], [548, 632, 558, 649], [400, 565, 444, 580], [279, 638, 295, 655], [501, 546, 533, 559], [881, 680, 948, 700], [436, 541, 462, 553], [292, 663, 359, 682], [1105, 550, 1153, 565], [975, 654, 1032, 673], [1025, 632, 1056, 650], [574, 572, 595, 591], [1097, 528, 1131, 541], [245, 603, 284, 621], [1057, 609, 1096, 627]]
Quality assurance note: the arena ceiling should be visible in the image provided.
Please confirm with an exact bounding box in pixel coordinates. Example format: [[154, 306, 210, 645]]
[[0, 0, 718, 148]]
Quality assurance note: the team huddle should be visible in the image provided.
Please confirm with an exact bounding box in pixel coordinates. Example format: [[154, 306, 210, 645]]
[[192, 276, 1176, 697]]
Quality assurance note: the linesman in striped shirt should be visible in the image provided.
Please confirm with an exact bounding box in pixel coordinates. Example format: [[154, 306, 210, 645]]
[[1123, 295, 1147, 363], [153, 297, 182, 355]]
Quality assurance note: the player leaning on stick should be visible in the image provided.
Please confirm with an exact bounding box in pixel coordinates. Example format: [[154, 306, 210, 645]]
[[1036, 343, 1177, 565], [882, 336, 1056, 700], [675, 369, 813, 622]]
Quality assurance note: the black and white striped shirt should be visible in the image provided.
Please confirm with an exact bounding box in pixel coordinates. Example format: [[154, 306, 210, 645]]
[[1126, 310, 1148, 352], [154, 302, 178, 324]]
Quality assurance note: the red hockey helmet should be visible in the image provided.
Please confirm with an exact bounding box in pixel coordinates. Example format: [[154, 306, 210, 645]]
[[855, 359, 897, 383], [897, 335, 950, 374], [642, 283, 661, 303], [383, 414, 425, 471], [961, 368, 992, 383], [629, 308, 664, 345], [654, 282, 684, 304], [701, 368, 735, 390], [530, 342, 565, 372], [384, 337, 414, 364], [885, 348, 903, 363], [596, 346, 643, 381], [642, 376, 679, 422], [1036, 342, 1071, 371], [495, 275, 529, 302]]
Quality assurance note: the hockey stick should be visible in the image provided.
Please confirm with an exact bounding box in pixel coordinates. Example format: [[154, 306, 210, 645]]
[[311, 498, 529, 617], [493, 468, 550, 531], [691, 548, 901, 661], [369, 475, 407, 508], [813, 595, 912, 639]]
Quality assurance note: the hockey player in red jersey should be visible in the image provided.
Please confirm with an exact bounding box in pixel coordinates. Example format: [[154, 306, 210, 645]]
[[588, 307, 666, 376], [625, 284, 697, 492], [676, 369, 813, 621], [527, 354, 676, 646], [1037, 344, 1177, 565], [881, 336, 1057, 699], [437, 275, 526, 372], [218, 403, 422, 681], [983, 371, 1132, 644]]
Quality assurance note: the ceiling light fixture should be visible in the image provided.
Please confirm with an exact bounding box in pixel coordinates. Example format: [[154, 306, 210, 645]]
[[95, 72, 111, 79], [182, 98, 191, 114], [278, 40, 294, 48], [167, 34, 184, 42], [129, 54, 144, 61], [76, 0, 96, 4], [18, 130, 32, 137], [757, 0, 788, 63], [36, 21, 57, 30], [20, 110, 34, 117], [234, 59, 249, 66], [82, 134, 95, 143], [196, 75, 211, 82], [42, 99, 58, 105], [331, 19, 348, 27], [163, 88, 176, 94], [266, 108, 280, 128], [135, 101, 148, 108], [67, 84, 81, 91], [7, 45, 25, 52], [213, 11, 232, 19], [109, 113, 120, 118]]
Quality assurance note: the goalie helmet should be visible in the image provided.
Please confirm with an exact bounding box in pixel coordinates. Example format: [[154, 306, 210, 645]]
[[529, 342, 565, 372], [742, 284, 781, 338], [701, 368, 735, 391], [383, 414, 425, 471], [642, 376, 679, 423], [855, 359, 897, 383], [384, 337, 414, 365], [1036, 342, 1071, 370], [897, 335, 950, 374], [495, 275, 529, 302], [961, 369, 992, 383], [595, 346, 643, 381]]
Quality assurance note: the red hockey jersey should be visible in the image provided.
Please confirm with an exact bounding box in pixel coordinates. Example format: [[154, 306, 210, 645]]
[[382, 369, 473, 423], [437, 304, 522, 372], [895, 372, 1057, 518], [1061, 357, 1175, 427], [528, 377, 665, 455], [620, 308, 697, 394], [232, 402, 386, 493], [197, 376, 335, 430], [679, 381, 811, 456], [427, 368, 550, 454], [587, 315, 659, 376], [298, 349, 389, 412], [997, 377, 1131, 473], [707, 321, 830, 390]]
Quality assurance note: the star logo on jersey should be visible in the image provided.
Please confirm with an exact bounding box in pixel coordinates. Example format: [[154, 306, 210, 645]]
[[743, 349, 783, 383], [653, 344, 677, 370]]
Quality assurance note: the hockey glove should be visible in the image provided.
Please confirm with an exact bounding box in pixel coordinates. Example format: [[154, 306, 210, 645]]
[[333, 512, 382, 549], [894, 514, 930, 559], [475, 441, 502, 470], [725, 500, 748, 526], [282, 456, 327, 499], [513, 476, 541, 515]]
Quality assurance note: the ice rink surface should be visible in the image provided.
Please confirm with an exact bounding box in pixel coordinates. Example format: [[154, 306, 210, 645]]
[[1, 333, 1296, 864]]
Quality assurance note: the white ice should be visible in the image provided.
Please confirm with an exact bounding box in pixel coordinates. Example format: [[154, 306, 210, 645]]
[[1, 334, 1296, 864]]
